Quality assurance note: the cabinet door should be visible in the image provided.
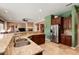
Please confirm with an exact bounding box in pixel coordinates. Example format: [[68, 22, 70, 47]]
[[51, 19, 55, 25], [31, 35, 45, 45], [64, 17, 71, 29], [65, 36, 72, 46], [51, 17, 62, 25], [60, 36, 66, 44]]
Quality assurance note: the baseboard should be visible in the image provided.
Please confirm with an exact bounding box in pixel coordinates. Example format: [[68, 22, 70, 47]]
[[45, 39, 51, 43], [71, 47, 76, 49]]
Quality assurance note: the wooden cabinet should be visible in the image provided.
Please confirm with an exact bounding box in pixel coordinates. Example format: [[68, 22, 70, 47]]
[[64, 17, 72, 29], [60, 36, 66, 44], [51, 16, 63, 25], [51, 17, 61, 25], [65, 36, 72, 46], [60, 34, 72, 46], [51, 15, 64, 33], [29, 34, 45, 45]]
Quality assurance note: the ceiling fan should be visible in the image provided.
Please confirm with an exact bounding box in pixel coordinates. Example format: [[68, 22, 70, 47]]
[[22, 18, 33, 22], [22, 18, 28, 22]]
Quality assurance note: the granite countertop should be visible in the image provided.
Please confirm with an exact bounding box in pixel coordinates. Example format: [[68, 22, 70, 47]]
[[0, 32, 44, 55], [12, 32, 44, 55], [12, 37, 44, 55], [0, 33, 14, 54]]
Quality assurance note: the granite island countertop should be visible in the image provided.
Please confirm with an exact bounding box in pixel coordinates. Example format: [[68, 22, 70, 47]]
[[0, 32, 44, 55], [12, 32, 44, 55], [0, 33, 14, 54], [12, 37, 44, 55]]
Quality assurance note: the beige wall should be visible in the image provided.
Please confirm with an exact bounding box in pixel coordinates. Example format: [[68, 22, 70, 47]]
[[0, 17, 7, 31], [17, 23, 26, 28], [7, 22, 26, 31], [4, 21, 7, 31], [4, 21, 42, 32]]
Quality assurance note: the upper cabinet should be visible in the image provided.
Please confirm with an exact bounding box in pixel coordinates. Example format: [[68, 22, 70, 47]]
[[51, 15, 63, 25], [63, 17, 72, 30], [51, 15, 72, 30]]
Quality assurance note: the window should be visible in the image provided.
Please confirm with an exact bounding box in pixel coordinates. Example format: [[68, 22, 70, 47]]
[[0, 23, 4, 32]]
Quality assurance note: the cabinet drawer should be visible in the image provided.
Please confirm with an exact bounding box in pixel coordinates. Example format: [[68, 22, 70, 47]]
[[60, 35, 65, 43], [60, 38, 65, 44]]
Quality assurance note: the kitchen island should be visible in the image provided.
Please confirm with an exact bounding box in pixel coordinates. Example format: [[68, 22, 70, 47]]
[[0, 33, 14, 54], [0, 32, 44, 55]]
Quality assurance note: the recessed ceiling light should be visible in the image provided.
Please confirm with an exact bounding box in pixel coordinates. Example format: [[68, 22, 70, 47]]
[[54, 16, 58, 18], [5, 10, 8, 13], [39, 9, 42, 12], [38, 17, 41, 19], [4, 9, 8, 13]]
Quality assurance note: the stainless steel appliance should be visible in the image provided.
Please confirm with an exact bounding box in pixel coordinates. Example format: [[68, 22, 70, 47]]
[[51, 25, 59, 43]]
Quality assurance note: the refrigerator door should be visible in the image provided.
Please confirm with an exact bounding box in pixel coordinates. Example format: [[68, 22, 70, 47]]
[[51, 25, 59, 43]]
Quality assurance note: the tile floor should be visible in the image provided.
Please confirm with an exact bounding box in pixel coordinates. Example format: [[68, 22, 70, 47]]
[[40, 40, 79, 55]]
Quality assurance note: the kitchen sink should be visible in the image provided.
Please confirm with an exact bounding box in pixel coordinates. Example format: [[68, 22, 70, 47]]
[[14, 38, 31, 47]]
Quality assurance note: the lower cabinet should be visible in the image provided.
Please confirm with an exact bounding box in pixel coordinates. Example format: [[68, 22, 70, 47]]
[[60, 36, 65, 44], [29, 34, 45, 45], [60, 35, 72, 46], [65, 36, 72, 46]]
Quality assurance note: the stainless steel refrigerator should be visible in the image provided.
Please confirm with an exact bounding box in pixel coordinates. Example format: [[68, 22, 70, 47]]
[[51, 25, 59, 43]]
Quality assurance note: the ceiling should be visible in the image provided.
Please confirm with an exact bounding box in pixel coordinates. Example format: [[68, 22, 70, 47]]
[[0, 3, 79, 23]]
